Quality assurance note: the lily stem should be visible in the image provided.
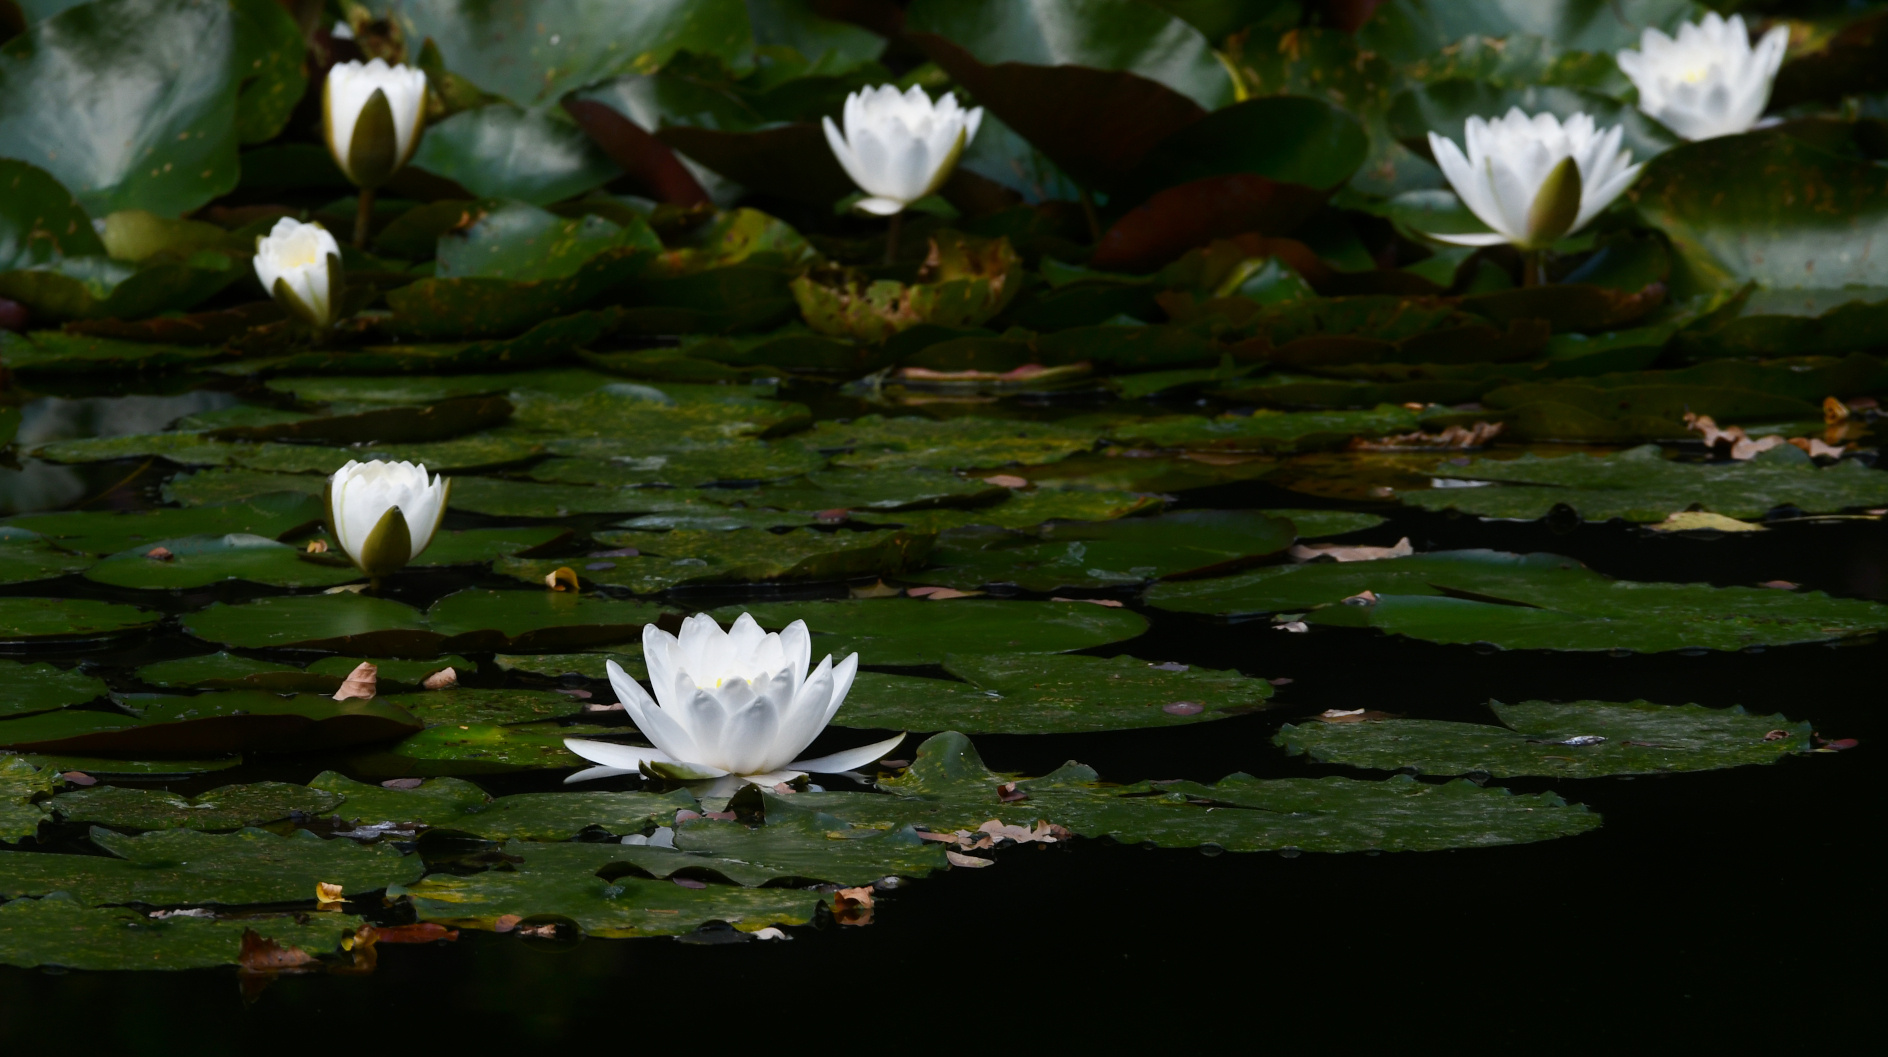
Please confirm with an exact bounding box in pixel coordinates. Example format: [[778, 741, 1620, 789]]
[[1079, 186, 1102, 244], [353, 187, 376, 249], [368, 575, 382, 595], [883, 210, 902, 266], [1522, 248, 1547, 288]]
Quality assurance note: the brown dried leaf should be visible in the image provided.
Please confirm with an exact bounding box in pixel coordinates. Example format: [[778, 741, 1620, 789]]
[[239, 931, 318, 973], [1289, 537, 1413, 562], [545, 566, 579, 592], [332, 662, 377, 702], [305, 539, 329, 554], [1351, 422, 1504, 451], [61, 771, 97, 786], [1823, 396, 1851, 425], [850, 579, 902, 599], [494, 914, 523, 933], [983, 474, 1030, 488], [907, 586, 981, 600], [1049, 596, 1125, 606], [144, 547, 174, 561], [315, 882, 344, 903], [422, 666, 458, 690], [368, 923, 459, 944], [834, 886, 875, 926]]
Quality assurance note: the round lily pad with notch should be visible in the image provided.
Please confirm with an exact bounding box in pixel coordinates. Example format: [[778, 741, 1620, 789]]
[[1276, 699, 1814, 778], [0, 598, 160, 643], [0, 532, 96, 585], [910, 509, 1294, 591], [182, 594, 441, 655], [709, 598, 1149, 667], [0, 691, 424, 754], [1401, 443, 1888, 523], [0, 826, 423, 907], [380, 688, 585, 727], [0, 660, 109, 719], [1148, 548, 1888, 652], [84, 534, 361, 590], [500, 528, 935, 594], [427, 589, 667, 652], [840, 653, 1274, 734], [50, 781, 343, 832]]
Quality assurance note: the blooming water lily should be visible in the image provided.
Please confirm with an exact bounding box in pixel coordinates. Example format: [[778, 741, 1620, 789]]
[[823, 84, 982, 262], [1617, 13, 1788, 141], [565, 613, 905, 788], [325, 459, 449, 582], [1424, 108, 1641, 254], [253, 217, 342, 329], [324, 58, 428, 244]]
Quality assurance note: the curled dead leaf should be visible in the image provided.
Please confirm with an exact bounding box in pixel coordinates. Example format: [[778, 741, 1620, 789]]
[[494, 915, 523, 933], [380, 778, 423, 790], [315, 882, 344, 905], [422, 666, 458, 690], [907, 585, 980, 600], [238, 931, 318, 973], [61, 771, 96, 786], [1289, 537, 1413, 562], [850, 579, 902, 598], [1341, 589, 1379, 605], [144, 547, 174, 561], [834, 886, 875, 926], [544, 566, 579, 592], [1274, 620, 1309, 633], [984, 474, 1029, 488], [583, 701, 626, 712], [945, 850, 994, 869], [305, 539, 329, 554], [1823, 396, 1851, 425], [1050, 596, 1125, 606], [331, 662, 377, 702], [1352, 422, 1504, 451], [996, 781, 1028, 803]]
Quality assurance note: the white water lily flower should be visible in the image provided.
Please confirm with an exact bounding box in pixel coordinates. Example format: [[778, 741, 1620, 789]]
[[1424, 109, 1641, 250], [823, 84, 983, 216], [565, 613, 905, 787], [324, 58, 428, 188], [1617, 13, 1788, 141], [253, 218, 342, 328], [325, 459, 449, 578]]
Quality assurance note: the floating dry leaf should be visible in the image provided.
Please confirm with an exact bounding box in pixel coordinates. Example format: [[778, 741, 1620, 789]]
[[1648, 511, 1766, 533], [983, 474, 1029, 488], [945, 851, 994, 869], [907, 586, 980, 600], [544, 566, 579, 592], [1352, 422, 1504, 451], [331, 663, 377, 702], [422, 667, 459, 690], [1049, 596, 1125, 607], [1289, 537, 1413, 562]]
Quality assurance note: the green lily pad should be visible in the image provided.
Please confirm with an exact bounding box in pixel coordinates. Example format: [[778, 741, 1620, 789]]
[[1263, 509, 1386, 539], [135, 654, 469, 693], [708, 599, 1149, 667], [410, 103, 617, 206], [911, 510, 1295, 591], [409, 526, 572, 566], [1, 493, 324, 556], [0, 598, 159, 642], [800, 415, 1098, 472], [502, 529, 934, 594], [0, 756, 61, 844], [50, 781, 344, 831], [308, 772, 491, 828], [792, 233, 1025, 343], [354, 723, 621, 777], [0, 533, 96, 585], [381, 689, 582, 728], [446, 478, 668, 518], [663, 803, 948, 886], [840, 653, 1274, 734], [1147, 549, 1888, 652], [1276, 699, 1814, 778], [868, 489, 1165, 534], [0, 826, 423, 906], [158, 469, 325, 506], [11, 755, 243, 779], [0, 661, 109, 719], [1109, 406, 1420, 453], [494, 650, 642, 681], [1401, 444, 1888, 522], [84, 534, 361, 590], [426, 590, 666, 652], [401, 842, 824, 938], [443, 788, 700, 843], [0, 897, 364, 971], [0, 692, 424, 754], [526, 446, 827, 488], [181, 595, 441, 656]]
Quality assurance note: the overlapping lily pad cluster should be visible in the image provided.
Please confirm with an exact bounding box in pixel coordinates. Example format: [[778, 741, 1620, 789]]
[[0, 0, 1883, 974]]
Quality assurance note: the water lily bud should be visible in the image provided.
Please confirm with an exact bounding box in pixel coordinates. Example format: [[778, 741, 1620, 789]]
[[324, 58, 427, 189], [563, 612, 905, 788], [253, 218, 343, 328], [1617, 13, 1787, 141], [1423, 109, 1641, 251], [324, 459, 449, 579], [822, 85, 983, 215]]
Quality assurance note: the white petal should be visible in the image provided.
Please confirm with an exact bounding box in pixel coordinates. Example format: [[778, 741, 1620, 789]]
[[853, 196, 907, 216], [777, 620, 812, 692], [789, 732, 907, 774], [564, 765, 640, 784], [1421, 231, 1512, 247], [563, 739, 674, 771], [820, 652, 860, 727]]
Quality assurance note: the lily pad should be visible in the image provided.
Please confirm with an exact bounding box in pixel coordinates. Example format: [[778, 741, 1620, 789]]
[[1401, 444, 1888, 523], [0, 661, 109, 719], [381, 689, 582, 728], [1263, 509, 1386, 539], [840, 653, 1274, 734], [354, 723, 624, 777], [0, 598, 159, 642], [1, 493, 324, 556], [0, 897, 364, 971], [0, 826, 422, 906], [401, 841, 824, 938], [508, 528, 934, 594], [0, 756, 60, 843], [182, 595, 441, 656], [708, 599, 1149, 666], [801, 415, 1098, 472], [84, 534, 362, 590], [426, 590, 666, 652], [441, 788, 700, 843], [0, 533, 96, 585], [494, 650, 642, 681], [911, 510, 1295, 591], [1109, 406, 1420, 453], [49, 781, 343, 831], [0, 692, 424, 754], [1276, 699, 1814, 778], [308, 772, 491, 829], [1148, 549, 1888, 652]]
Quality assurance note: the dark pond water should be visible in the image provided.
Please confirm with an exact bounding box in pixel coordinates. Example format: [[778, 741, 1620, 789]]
[[0, 395, 1876, 1046]]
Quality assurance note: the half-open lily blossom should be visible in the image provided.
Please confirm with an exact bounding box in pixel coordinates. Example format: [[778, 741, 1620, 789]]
[[326, 459, 449, 579], [1424, 109, 1641, 250], [565, 613, 905, 788], [324, 58, 428, 189], [253, 218, 341, 328], [822, 85, 983, 216], [1617, 13, 1788, 141]]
